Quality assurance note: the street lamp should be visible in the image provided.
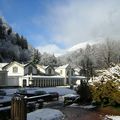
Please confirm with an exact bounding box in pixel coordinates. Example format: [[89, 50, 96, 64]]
[[29, 73, 33, 87]]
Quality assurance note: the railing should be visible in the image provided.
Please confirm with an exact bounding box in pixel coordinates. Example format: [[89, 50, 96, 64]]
[[0, 93, 59, 120]]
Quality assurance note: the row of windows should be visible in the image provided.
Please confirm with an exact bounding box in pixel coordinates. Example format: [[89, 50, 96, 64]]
[[12, 66, 52, 74], [12, 66, 33, 74], [12, 66, 74, 75]]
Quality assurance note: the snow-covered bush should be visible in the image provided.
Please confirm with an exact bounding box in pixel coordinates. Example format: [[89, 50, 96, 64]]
[[91, 80, 120, 107]]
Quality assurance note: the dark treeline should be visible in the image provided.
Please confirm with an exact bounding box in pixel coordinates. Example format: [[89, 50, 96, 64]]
[[0, 17, 32, 63]]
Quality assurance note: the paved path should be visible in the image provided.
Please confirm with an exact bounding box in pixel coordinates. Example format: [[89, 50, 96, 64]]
[[44, 100, 101, 120]]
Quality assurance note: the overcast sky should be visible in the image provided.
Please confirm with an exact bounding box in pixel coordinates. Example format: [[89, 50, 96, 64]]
[[0, 0, 120, 56]]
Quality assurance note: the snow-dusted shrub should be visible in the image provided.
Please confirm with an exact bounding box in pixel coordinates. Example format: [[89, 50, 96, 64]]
[[91, 80, 120, 106]]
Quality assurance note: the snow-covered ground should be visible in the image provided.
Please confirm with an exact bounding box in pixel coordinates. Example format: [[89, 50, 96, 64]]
[[0, 96, 11, 103], [2, 87, 76, 96], [27, 87, 76, 96], [2, 88, 17, 96], [27, 108, 64, 120], [104, 115, 120, 120], [69, 103, 96, 109]]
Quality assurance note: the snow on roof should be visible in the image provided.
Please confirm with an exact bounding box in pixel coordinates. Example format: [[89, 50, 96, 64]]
[[24, 75, 64, 78], [71, 76, 86, 79], [2, 61, 24, 69], [36, 64, 49, 69], [0, 63, 8, 68], [74, 68, 80, 72], [56, 64, 69, 69], [27, 108, 64, 120]]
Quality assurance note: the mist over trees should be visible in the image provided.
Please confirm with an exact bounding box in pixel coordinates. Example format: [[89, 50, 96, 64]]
[[32, 50, 63, 67], [59, 39, 120, 77]]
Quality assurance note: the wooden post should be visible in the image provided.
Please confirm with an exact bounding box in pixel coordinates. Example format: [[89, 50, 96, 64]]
[[11, 94, 27, 120]]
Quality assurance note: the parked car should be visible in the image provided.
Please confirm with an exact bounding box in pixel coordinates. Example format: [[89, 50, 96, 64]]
[[48, 92, 59, 101], [34, 90, 47, 96], [16, 89, 48, 97], [0, 90, 6, 96]]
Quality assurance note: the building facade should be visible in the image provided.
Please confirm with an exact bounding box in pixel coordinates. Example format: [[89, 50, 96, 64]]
[[0, 61, 86, 87]]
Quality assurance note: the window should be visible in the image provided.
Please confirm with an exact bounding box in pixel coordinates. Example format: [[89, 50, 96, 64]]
[[60, 70, 62, 74], [67, 71, 69, 76], [48, 68, 51, 75], [71, 70, 73, 76], [13, 67, 18, 73], [23, 79, 27, 87], [28, 66, 33, 74]]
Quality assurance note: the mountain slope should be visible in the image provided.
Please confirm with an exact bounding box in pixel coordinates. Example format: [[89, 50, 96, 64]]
[[0, 17, 32, 63]]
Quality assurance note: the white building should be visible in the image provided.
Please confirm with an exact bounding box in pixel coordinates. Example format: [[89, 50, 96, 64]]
[[0, 61, 86, 87]]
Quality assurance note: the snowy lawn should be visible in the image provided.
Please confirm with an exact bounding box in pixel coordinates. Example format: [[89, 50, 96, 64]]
[[104, 115, 120, 120], [68, 103, 96, 109], [1, 87, 76, 97], [0, 96, 12, 103], [16, 87, 76, 96], [2, 88, 17, 96], [27, 108, 64, 120]]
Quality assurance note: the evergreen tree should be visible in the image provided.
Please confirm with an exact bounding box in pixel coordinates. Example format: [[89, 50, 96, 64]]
[[77, 80, 92, 104]]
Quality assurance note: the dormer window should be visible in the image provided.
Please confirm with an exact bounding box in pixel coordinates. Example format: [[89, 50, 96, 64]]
[[28, 66, 33, 74], [60, 70, 62, 74], [71, 70, 74, 76], [13, 67, 18, 73], [48, 68, 51, 75]]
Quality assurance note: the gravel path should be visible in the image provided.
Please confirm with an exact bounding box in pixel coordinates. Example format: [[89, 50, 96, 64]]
[[44, 100, 101, 120], [60, 107, 101, 120]]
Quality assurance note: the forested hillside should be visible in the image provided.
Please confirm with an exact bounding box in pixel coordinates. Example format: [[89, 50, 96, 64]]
[[0, 17, 32, 63], [0, 17, 62, 65], [59, 40, 120, 77]]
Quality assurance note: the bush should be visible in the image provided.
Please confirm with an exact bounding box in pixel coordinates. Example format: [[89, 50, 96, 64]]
[[91, 80, 120, 107], [76, 81, 92, 104]]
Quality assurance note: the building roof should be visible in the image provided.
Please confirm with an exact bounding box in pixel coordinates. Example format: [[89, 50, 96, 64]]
[[0, 63, 9, 70], [56, 64, 69, 69], [2, 61, 24, 69]]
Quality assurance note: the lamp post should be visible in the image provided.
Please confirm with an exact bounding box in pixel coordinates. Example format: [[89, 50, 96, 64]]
[[29, 73, 33, 87]]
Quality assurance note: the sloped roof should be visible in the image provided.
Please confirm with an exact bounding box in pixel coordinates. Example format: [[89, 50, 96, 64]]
[[0, 63, 9, 68], [2, 61, 24, 69], [0, 63, 8, 70], [56, 64, 69, 69], [24, 62, 37, 69]]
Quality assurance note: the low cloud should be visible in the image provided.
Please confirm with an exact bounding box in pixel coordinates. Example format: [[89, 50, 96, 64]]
[[33, 0, 120, 47], [36, 44, 66, 56]]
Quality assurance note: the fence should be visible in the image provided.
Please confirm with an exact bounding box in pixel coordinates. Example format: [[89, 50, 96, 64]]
[[0, 93, 59, 120]]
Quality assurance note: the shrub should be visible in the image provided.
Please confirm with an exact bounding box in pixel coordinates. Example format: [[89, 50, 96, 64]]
[[91, 80, 120, 107], [76, 80, 92, 104]]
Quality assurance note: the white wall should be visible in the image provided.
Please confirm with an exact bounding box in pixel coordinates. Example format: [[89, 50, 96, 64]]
[[7, 76, 19, 86], [7, 63, 24, 76]]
